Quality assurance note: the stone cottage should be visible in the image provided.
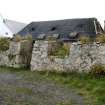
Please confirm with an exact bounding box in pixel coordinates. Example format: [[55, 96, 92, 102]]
[[0, 18, 105, 73]]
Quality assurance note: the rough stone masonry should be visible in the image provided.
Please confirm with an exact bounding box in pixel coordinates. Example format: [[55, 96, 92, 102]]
[[31, 41, 105, 72], [0, 40, 32, 68], [1, 40, 105, 73]]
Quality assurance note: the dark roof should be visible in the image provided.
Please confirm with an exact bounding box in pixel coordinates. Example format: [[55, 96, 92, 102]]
[[17, 18, 104, 41]]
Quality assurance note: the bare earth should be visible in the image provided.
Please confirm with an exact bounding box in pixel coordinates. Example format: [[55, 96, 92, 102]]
[[0, 71, 84, 105]]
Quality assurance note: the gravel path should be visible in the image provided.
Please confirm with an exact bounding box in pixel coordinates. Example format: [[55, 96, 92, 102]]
[[0, 72, 84, 105]]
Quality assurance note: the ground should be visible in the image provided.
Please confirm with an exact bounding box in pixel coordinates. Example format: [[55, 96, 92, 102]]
[[0, 67, 104, 105], [0, 67, 84, 105]]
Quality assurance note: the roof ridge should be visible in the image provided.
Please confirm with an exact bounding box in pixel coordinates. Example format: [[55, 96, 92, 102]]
[[30, 17, 97, 23]]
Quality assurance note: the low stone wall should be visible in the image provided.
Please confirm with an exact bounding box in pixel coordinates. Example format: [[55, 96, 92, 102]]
[[0, 40, 32, 68], [31, 41, 105, 72]]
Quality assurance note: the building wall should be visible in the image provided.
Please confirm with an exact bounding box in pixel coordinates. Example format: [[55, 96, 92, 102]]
[[31, 41, 105, 72], [0, 40, 32, 67], [1, 40, 105, 72]]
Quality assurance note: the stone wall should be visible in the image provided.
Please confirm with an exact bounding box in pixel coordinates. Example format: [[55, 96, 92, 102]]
[[0, 40, 32, 68], [2, 39, 105, 72], [31, 41, 105, 72]]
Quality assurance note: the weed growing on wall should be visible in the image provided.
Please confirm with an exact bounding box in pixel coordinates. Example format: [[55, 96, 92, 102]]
[[13, 35, 22, 42], [48, 40, 69, 58], [0, 37, 10, 51], [96, 34, 105, 43], [14, 34, 32, 42], [8, 54, 16, 61], [79, 36, 91, 44], [90, 63, 105, 75]]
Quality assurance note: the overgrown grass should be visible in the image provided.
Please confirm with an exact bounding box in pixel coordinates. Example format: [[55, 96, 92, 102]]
[[48, 40, 69, 58], [15, 87, 33, 95], [0, 67, 105, 105], [0, 66, 29, 72], [45, 72, 105, 105]]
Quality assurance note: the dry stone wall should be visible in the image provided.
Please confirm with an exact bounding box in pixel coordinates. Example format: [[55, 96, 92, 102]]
[[31, 41, 105, 72], [0, 40, 32, 68], [1, 39, 105, 72]]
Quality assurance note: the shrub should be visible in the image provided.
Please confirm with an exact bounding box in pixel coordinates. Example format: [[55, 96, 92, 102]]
[[79, 36, 91, 44], [23, 34, 32, 41], [48, 40, 69, 58], [8, 54, 16, 61], [14, 34, 33, 42], [90, 63, 105, 75], [13, 35, 22, 42], [46, 35, 57, 41], [96, 34, 105, 43], [0, 37, 9, 51], [20, 40, 32, 67]]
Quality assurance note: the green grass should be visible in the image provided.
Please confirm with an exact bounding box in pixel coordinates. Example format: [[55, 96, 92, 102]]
[[45, 72, 105, 105], [56, 101, 77, 105], [15, 87, 33, 95], [0, 67, 105, 105]]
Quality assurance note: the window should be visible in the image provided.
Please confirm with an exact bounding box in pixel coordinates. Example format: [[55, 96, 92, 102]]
[[31, 27, 35, 31], [51, 27, 56, 31], [3, 19, 5, 23], [5, 32, 8, 35]]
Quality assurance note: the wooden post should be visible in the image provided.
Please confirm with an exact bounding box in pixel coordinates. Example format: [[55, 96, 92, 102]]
[[94, 20, 98, 34], [104, 21, 105, 32]]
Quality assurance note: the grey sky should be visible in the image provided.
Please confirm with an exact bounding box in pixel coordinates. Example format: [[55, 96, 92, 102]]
[[0, 0, 104, 27]]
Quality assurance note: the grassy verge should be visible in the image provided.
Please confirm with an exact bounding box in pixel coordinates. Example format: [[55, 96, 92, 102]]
[[0, 67, 105, 105], [45, 72, 105, 105]]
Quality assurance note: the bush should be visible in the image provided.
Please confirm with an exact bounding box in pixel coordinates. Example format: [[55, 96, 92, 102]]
[[13, 35, 22, 42], [90, 63, 105, 75], [14, 34, 32, 42], [8, 54, 16, 61], [0, 37, 9, 51], [48, 40, 69, 58], [79, 36, 91, 44], [96, 34, 105, 43], [23, 34, 32, 41], [46, 35, 57, 41]]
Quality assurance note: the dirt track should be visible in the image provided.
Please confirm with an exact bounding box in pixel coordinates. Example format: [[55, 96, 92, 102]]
[[0, 71, 84, 105]]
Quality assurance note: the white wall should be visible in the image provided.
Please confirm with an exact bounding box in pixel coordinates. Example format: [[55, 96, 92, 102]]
[[0, 15, 13, 37]]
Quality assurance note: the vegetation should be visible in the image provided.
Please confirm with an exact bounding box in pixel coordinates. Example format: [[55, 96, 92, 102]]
[[8, 54, 16, 61], [0, 37, 10, 51], [23, 34, 32, 41], [96, 34, 105, 43], [90, 63, 105, 75], [15, 87, 33, 95], [46, 35, 57, 41], [20, 40, 32, 66], [79, 36, 91, 44], [13, 34, 32, 42], [56, 101, 78, 105], [46, 71, 105, 105], [48, 40, 69, 58], [13, 35, 22, 42]]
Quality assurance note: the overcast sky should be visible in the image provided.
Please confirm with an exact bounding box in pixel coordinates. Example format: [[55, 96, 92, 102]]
[[0, 0, 105, 27]]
